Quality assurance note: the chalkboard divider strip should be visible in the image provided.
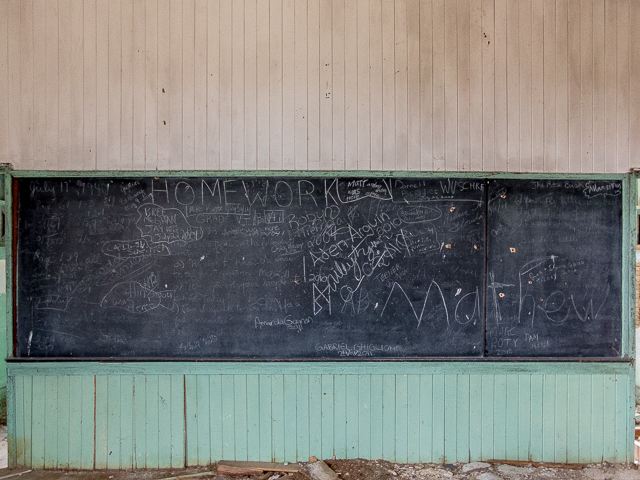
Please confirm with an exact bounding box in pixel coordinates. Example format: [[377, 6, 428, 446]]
[[9, 174, 16, 358], [483, 179, 489, 357]]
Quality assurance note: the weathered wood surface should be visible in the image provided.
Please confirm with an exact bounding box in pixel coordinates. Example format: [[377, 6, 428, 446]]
[[2, 0, 639, 173]]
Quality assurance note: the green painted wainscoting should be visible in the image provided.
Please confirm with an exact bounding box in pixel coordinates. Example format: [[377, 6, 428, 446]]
[[6, 362, 634, 469]]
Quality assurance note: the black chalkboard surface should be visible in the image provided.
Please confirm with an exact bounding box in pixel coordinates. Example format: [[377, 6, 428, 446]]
[[486, 179, 623, 357], [17, 177, 486, 358]]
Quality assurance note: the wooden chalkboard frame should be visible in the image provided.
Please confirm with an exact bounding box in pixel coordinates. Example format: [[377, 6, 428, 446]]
[[4, 166, 636, 362]]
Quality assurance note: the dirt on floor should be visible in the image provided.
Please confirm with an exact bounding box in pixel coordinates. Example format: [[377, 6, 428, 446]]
[[1, 460, 639, 480]]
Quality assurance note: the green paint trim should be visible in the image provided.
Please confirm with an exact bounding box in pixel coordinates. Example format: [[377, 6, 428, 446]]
[[7, 169, 627, 180], [6, 361, 633, 377], [622, 176, 630, 357], [6, 375, 15, 468], [5, 167, 13, 361]]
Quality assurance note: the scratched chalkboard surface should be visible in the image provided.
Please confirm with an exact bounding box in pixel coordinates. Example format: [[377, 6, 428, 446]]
[[17, 177, 486, 358], [486, 179, 623, 357]]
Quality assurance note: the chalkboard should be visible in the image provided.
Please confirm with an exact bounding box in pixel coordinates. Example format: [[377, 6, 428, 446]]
[[486, 179, 623, 357], [17, 176, 486, 358]]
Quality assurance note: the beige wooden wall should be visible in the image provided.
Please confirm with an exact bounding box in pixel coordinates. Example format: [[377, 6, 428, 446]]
[[1, 0, 638, 173]]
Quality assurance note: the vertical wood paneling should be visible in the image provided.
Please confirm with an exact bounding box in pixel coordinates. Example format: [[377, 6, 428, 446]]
[[517, 375, 530, 461], [504, 375, 518, 461], [14, 377, 25, 467], [321, 374, 333, 460], [234, 375, 248, 461], [334, 375, 347, 459], [132, 0, 146, 169], [395, 374, 408, 463], [406, 374, 420, 463], [283, 375, 297, 461], [2, 0, 640, 173], [182, 0, 195, 170], [11, 370, 635, 467], [133, 375, 147, 468], [368, 0, 382, 169], [271, 375, 284, 462], [542, 374, 556, 462], [356, 375, 371, 458], [7, 0, 22, 166], [468, 375, 482, 461], [209, 375, 223, 462], [282, 0, 295, 170], [56, 376, 70, 469], [0, 0, 9, 165], [231, 0, 244, 171], [443, 374, 456, 461], [431, 374, 445, 462], [554, 375, 568, 463]]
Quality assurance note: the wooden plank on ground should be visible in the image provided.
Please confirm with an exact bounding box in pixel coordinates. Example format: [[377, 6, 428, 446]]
[[217, 461, 302, 475]]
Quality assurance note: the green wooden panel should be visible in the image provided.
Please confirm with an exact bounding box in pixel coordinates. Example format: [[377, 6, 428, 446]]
[[133, 375, 147, 469], [566, 375, 580, 463], [456, 375, 470, 463], [382, 374, 396, 461], [221, 375, 235, 460], [529, 375, 543, 462], [407, 374, 420, 463], [358, 374, 371, 460], [31, 375, 45, 468], [81, 376, 94, 469], [321, 374, 333, 461], [14, 376, 25, 467], [480, 375, 493, 461], [56, 376, 70, 469], [106, 375, 121, 469], [44, 376, 58, 468], [554, 375, 568, 463], [468, 375, 482, 462], [234, 376, 248, 461], [602, 374, 616, 461], [517, 375, 531, 462], [432, 375, 445, 463], [68, 376, 82, 469], [283, 375, 297, 461], [120, 375, 134, 468], [296, 375, 310, 461], [333, 374, 347, 459], [578, 375, 592, 463], [259, 374, 272, 462], [94, 376, 109, 469], [184, 375, 198, 466], [542, 374, 556, 462], [247, 375, 261, 462], [271, 375, 285, 462], [8, 360, 634, 377], [492, 375, 506, 460], [504, 375, 518, 461], [614, 373, 629, 462], [145, 375, 159, 468], [308, 374, 322, 460], [170, 375, 185, 467], [444, 375, 456, 461], [419, 375, 433, 463], [209, 375, 223, 462], [590, 375, 604, 462], [196, 375, 212, 465], [370, 375, 383, 460], [395, 374, 408, 463], [6, 362, 636, 467], [333, 375, 348, 458], [157, 375, 173, 468]]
